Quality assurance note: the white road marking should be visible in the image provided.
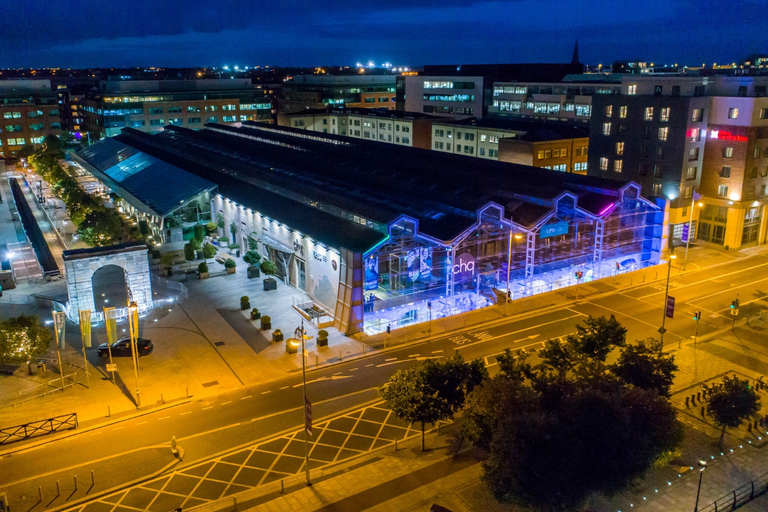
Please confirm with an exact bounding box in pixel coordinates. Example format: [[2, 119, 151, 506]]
[[279, 386, 290, 390], [349, 367, 358, 371], [377, 360, 410, 368], [221, 401, 232, 405], [431, 350, 443, 354], [158, 416, 170, 421], [90, 432, 102, 436], [203, 406, 214, 410], [333, 372, 342, 376], [385, 357, 398, 361], [180, 411, 192, 415], [408, 354, 420, 357], [112, 427, 124, 431], [261, 390, 271, 394], [240, 395, 252, 400], [366, 364, 374, 367], [136, 421, 147, 425]]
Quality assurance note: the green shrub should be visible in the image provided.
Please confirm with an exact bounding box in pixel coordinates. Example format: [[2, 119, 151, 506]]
[[261, 315, 271, 323], [202, 243, 217, 260], [198, 262, 209, 273], [184, 243, 195, 262], [190, 237, 201, 250], [318, 329, 329, 340], [225, 258, 237, 269], [240, 295, 249, 309], [260, 260, 277, 276], [243, 250, 261, 266], [151, 249, 161, 259], [206, 221, 218, 234], [139, 220, 150, 236], [193, 224, 205, 242]]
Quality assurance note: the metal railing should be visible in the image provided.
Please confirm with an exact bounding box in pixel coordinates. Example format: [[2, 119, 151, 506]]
[[699, 470, 768, 512], [0, 412, 78, 445]]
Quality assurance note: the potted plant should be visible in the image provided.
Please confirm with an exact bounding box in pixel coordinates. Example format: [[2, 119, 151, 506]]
[[317, 329, 329, 347], [229, 243, 241, 257], [243, 251, 261, 279], [202, 242, 217, 263], [250, 307, 261, 320], [261, 260, 278, 291], [272, 328, 284, 343], [198, 261, 209, 279], [193, 223, 205, 243], [225, 258, 237, 274], [260, 315, 271, 330], [206, 221, 218, 237], [285, 338, 299, 354], [151, 249, 162, 261], [161, 253, 175, 277], [216, 213, 225, 236]]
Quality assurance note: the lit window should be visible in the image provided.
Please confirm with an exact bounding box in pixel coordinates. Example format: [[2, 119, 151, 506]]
[[686, 166, 697, 180], [605, 105, 613, 117], [728, 108, 739, 119], [723, 147, 734, 158], [644, 107, 654, 121], [614, 159, 623, 173], [692, 108, 704, 122], [600, 157, 609, 171], [627, 85, 637, 95], [658, 127, 669, 141], [690, 128, 701, 142], [616, 142, 624, 155], [619, 105, 627, 119], [561, 148, 567, 157], [684, 186, 692, 199], [660, 107, 670, 122], [717, 185, 729, 197], [602, 122, 611, 135], [537, 150, 545, 160]]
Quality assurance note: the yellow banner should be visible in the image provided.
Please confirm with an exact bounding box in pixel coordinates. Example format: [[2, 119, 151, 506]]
[[53, 311, 66, 349], [104, 307, 117, 345], [79, 310, 92, 348], [129, 306, 139, 340]]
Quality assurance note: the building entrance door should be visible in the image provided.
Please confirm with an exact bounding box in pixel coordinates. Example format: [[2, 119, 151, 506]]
[[297, 259, 306, 290], [267, 246, 290, 283]]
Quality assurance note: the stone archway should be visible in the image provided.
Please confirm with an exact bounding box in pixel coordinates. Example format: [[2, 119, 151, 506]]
[[63, 243, 151, 321], [91, 265, 129, 311]]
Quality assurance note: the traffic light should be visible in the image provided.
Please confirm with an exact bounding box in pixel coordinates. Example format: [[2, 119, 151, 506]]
[[575, 271, 583, 280], [731, 299, 740, 309], [735, 299, 740, 308], [693, 311, 701, 321]]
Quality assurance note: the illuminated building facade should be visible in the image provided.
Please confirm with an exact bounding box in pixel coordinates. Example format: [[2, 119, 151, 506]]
[[0, 79, 62, 160], [76, 122, 663, 335], [279, 75, 397, 113]]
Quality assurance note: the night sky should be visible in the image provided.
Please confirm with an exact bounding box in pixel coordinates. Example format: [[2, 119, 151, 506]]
[[2, 0, 765, 69]]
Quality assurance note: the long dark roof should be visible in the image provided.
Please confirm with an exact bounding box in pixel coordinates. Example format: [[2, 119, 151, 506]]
[[437, 117, 590, 139], [99, 122, 635, 251]]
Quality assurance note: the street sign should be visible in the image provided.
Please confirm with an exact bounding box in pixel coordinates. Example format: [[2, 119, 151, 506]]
[[731, 308, 739, 316], [106, 363, 117, 372], [658, 326, 667, 335], [681, 224, 689, 243], [666, 296, 675, 319], [305, 398, 313, 436]]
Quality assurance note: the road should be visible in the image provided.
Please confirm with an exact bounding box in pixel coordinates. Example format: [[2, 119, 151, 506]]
[[2, 253, 767, 509]]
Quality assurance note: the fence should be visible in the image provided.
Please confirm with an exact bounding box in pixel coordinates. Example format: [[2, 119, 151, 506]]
[[699, 470, 768, 512], [0, 412, 78, 445]]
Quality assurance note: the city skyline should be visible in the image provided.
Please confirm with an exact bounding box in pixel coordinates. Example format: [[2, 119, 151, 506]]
[[2, 0, 765, 69]]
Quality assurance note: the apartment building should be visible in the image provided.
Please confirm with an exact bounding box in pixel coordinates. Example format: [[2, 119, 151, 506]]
[[279, 75, 396, 113], [589, 75, 768, 250], [278, 108, 434, 149], [82, 79, 272, 138], [0, 79, 62, 160]]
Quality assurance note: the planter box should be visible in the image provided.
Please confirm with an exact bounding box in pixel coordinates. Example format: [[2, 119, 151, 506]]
[[241, 302, 250, 310], [263, 278, 277, 291], [199, 272, 210, 279], [196, 250, 203, 260], [247, 267, 260, 279], [317, 337, 328, 348], [285, 339, 298, 354], [226, 267, 236, 274], [250, 311, 261, 320], [272, 331, 284, 342], [260, 320, 271, 330]]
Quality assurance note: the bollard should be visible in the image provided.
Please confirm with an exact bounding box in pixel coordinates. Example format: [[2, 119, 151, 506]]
[[161, 393, 165, 404], [107, 405, 111, 417], [701, 405, 706, 417], [691, 394, 696, 405], [339, 349, 342, 361], [685, 396, 690, 408], [74, 475, 77, 491], [697, 392, 701, 402], [281, 479, 284, 494], [233, 497, 237, 511], [315, 354, 318, 366], [755, 420, 760, 431], [748, 422, 752, 432], [56, 480, 60, 496], [39, 486, 43, 502], [395, 437, 398, 451], [91, 470, 94, 486]]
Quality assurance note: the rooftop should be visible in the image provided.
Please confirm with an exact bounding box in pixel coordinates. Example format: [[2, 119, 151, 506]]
[[434, 117, 590, 140], [282, 107, 436, 120]]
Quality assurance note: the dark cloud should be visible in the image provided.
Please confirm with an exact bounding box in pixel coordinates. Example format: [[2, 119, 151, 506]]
[[1, 0, 764, 68]]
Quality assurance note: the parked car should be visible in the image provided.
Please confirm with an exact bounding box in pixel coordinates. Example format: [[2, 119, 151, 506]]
[[97, 337, 153, 359]]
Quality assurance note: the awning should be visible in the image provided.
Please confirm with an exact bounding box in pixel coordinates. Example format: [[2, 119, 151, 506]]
[[261, 233, 294, 254]]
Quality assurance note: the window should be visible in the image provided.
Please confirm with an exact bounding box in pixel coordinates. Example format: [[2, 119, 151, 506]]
[[222, 104, 237, 111], [575, 104, 591, 117], [7, 138, 25, 145], [605, 105, 613, 117], [600, 157, 609, 171], [615, 142, 624, 155], [627, 85, 637, 95], [480, 147, 485, 156], [489, 149, 497, 157], [29, 123, 44, 131], [750, 167, 758, 178], [553, 149, 560, 158], [169, 118, 183, 125], [544, 150, 552, 158], [30, 136, 44, 144], [188, 117, 201, 124], [435, 129, 444, 137], [761, 108, 768, 120], [754, 148, 761, 159], [456, 145, 461, 152], [684, 186, 693, 199], [28, 110, 43, 118], [465, 133, 475, 141], [207, 116, 218, 123], [692, 108, 704, 122], [660, 107, 670, 122], [723, 147, 734, 159], [672, 86, 681, 97], [130, 120, 145, 127], [763, 167, 768, 177], [574, 162, 587, 172], [728, 108, 739, 119], [48, 109, 59, 116], [148, 108, 163, 115], [617, 124, 625, 136], [537, 150, 545, 160], [602, 122, 611, 135], [658, 127, 669, 141], [686, 166, 697, 180], [560, 148, 567, 157], [614, 159, 623, 173], [688, 147, 700, 161], [456, 132, 462, 140], [364, 97, 376, 103], [653, 183, 663, 195], [690, 128, 701, 142], [657, 146, 665, 159], [205, 105, 218, 112], [239, 115, 252, 121], [187, 106, 200, 113], [619, 105, 627, 118], [717, 185, 729, 197], [575, 147, 582, 156], [222, 115, 236, 122], [643, 125, 652, 139], [167, 107, 182, 114], [654, 85, 663, 96], [644, 107, 654, 121], [720, 166, 731, 178]]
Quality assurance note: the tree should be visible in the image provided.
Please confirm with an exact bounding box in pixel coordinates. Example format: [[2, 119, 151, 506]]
[[193, 223, 205, 242], [42, 135, 65, 158], [184, 243, 196, 267], [76, 209, 123, 247], [216, 213, 225, 231], [380, 353, 488, 451], [707, 377, 761, 448], [243, 250, 261, 267], [260, 260, 277, 277], [610, 338, 677, 397], [0, 314, 52, 366], [567, 315, 627, 373], [161, 253, 175, 274], [202, 243, 217, 262]]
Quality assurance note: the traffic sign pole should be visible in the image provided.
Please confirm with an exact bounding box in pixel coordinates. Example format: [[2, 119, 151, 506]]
[[299, 318, 312, 486]]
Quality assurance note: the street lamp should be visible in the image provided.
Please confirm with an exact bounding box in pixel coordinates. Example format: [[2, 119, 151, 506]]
[[505, 233, 523, 316], [660, 251, 676, 350], [693, 460, 707, 511], [295, 319, 311, 486], [127, 301, 141, 408]]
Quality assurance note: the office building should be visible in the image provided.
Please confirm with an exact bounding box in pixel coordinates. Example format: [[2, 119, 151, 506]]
[[0, 79, 62, 160], [82, 78, 272, 138], [279, 75, 397, 113], [75, 122, 662, 335], [401, 76, 484, 119]]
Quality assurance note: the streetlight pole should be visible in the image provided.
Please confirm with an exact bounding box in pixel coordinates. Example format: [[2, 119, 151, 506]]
[[684, 193, 696, 263], [505, 233, 522, 316], [660, 251, 676, 351], [299, 318, 311, 486], [693, 460, 707, 512]]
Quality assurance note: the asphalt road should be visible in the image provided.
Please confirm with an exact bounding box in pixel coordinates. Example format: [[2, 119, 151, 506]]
[[2, 253, 767, 508]]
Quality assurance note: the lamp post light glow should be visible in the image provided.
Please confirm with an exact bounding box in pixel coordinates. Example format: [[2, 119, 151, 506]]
[[693, 460, 707, 511], [505, 232, 523, 316]]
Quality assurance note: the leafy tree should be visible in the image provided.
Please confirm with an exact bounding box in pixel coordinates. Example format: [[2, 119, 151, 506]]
[[243, 250, 261, 267], [380, 353, 488, 451], [707, 377, 761, 448], [189, 237, 202, 251], [202, 243, 217, 262], [160, 253, 175, 272], [537, 338, 576, 380], [216, 213, 225, 230], [206, 221, 218, 235], [76, 209, 123, 247], [230, 221, 238, 237], [0, 314, 52, 365], [42, 135, 65, 158], [610, 338, 677, 397], [260, 260, 277, 277], [567, 314, 627, 373], [184, 243, 196, 265], [193, 223, 205, 242]]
